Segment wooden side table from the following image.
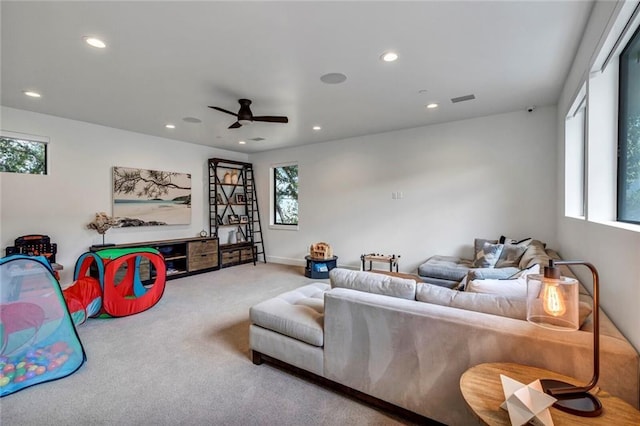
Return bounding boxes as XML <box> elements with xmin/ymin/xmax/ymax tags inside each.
<box><xmin>460</xmin><ymin>362</ymin><xmax>640</xmax><ymax>425</ymax></box>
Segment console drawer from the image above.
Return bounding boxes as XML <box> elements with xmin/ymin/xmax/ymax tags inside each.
<box><xmin>188</xmin><ymin>252</ymin><xmax>218</xmax><ymax>271</ymax></box>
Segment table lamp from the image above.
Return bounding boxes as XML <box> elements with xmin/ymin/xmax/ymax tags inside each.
<box><xmin>526</xmin><ymin>259</ymin><xmax>602</xmax><ymax>417</ymax></box>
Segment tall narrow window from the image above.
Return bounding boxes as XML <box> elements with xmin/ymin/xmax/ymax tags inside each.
<box><xmin>0</xmin><ymin>131</ymin><xmax>48</xmax><ymax>175</ymax></box>
<box><xmin>565</xmin><ymin>87</ymin><xmax>587</xmax><ymax>218</ymax></box>
<box><xmin>273</xmin><ymin>164</ymin><xmax>298</xmax><ymax>226</ymax></box>
<box><xmin>618</xmin><ymin>25</ymin><xmax>640</xmax><ymax>224</ymax></box>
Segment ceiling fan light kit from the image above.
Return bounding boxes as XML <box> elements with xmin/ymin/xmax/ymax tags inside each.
<box><xmin>209</xmin><ymin>99</ymin><xmax>288</xmax><ymax>129</ymax></box>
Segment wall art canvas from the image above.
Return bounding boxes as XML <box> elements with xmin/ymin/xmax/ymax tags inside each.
<box><xmin>113</xmin><ymin>166</ymin><xmax>191</xmax><ymax>227</ymax></box>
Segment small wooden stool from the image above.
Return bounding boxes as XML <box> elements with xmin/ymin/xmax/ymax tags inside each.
<box><xmin>360</xmin><ymin>253</ymin><xmax>400</xmax><ymax>272</ymax></box>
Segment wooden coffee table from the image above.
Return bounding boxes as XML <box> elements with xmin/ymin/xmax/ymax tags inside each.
<box><xmin>460</xmin><ymin>362</ymin><xmax>640</xmax><ymax>425</ymax></box>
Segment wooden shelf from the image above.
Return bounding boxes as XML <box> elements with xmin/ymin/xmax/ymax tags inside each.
<box><xmin>90</xmin><ymin>236</ymin><xmax>219</xmax><ymax>280</ymax></box>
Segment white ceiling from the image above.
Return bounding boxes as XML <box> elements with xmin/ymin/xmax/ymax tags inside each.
<box><xmin>1</xmin><ymin>1</ymin><xmax>593</xmax><ymax>153</ymax></box>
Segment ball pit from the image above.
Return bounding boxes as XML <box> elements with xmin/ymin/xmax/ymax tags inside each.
<box><xmin>0</xmin><ymin>341</ymin><xmax>73</xmax><ymax>388</ymax></box>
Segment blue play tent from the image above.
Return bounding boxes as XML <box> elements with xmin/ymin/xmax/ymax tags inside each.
<box><xmin>0</xmin><ymin>255</ymin><xmax>86</xmax><ymax>397</ymax></box>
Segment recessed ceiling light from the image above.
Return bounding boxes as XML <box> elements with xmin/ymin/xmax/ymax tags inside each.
<box><xmin>23</xmin><ymin>91</ymin><xmax>41</xmax><ymax>98</ymax></box>
<box><xmin>426</xmin><ymin>103</ymin><xmax>439</xmax><ymax>109</ymax></box>
<box><xmin>320</xmin><ymin>73</ymin><xmax>347</xmax><ymax>84</ymax></box>
<box><xmin>380</xmin><ymin>51</ymin><xmax>398</xmax><ymax>62</ymax></box>
<box><xmin>418</xmin><ymin>89</ymin><xmax>428</xmax><ymax>94</ymax></box>
<box><xmin>312</xmin><ymin>126</ymin><xmax>321</xmax><ymax>131</ymax></box>
<box><xmin>165</xmin><ymin>124</ymin><xmax>176</xmax><ymax>129</ymax></box>
<box><xmin>84</xmin><ymin>37</ymin><xmax>106</xmax><ymax>48</ymax></box>
<box><xmin>238</xmin><ymin>140</ymin><xmax>246</xmax><ymax>145</ymax></box>
<box><xmin>182</xmin><ymin>117</ymin><xmax>202</xmax><ymax>123</ymax></box>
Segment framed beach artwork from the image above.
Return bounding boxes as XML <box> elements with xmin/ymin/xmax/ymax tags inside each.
<box><xmin>112</xmin><ymin>166</ymin><xmax>191</xmax><ymax>226</ymax></box>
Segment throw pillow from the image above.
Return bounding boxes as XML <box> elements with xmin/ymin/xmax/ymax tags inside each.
<box><xmin>472</xmin><ymin>242</ymin><xmax>504</xmax><ymax>268</ymax></box>
<box><xmin>496</xmin><ymin>239</ymin><xmax>532</xmax><ymax>268</ymax></box>
<box><xmin>474</xmin><ymin>238</ymin><xmax>498</xmax><ymax>259</ymax></box>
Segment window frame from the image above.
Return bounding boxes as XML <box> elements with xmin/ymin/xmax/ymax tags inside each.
<box><xmin>270</xmin><ymin>162</ymin><xmax>299</xmax><ymax>230</ymax></box>
<box><xmin>0</xmin><ymin>130</ymin><xmax>49</xmax><ymax>175</ymax></box>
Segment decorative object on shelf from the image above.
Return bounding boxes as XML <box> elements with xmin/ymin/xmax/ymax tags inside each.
<box><xmin>526</xmin><ymin>259</ymin><xmax>603</xmax><ymax>417</ymax></box>
<box><xmin>499</xmin><ymin>374</ymin><xmax>556</xmax><ymax>426</ymax></box>
<box><xmin>228</xmin><ymin>214</ymin><xmax>240</xmax><ymax>224</ymax></box>
<box><xmin>235</xmin><ymin>193</ymin><xmax>245</xmax><ymax>204</ymax></box>
<box><xmin>228</xmin><ymin>229</ymin><xmax>237</xmax><ymax>244</ymax></box>
<box><xmin>240</xmin><ymin>215</ymin><xmax>249</xmax><ymax>224</ymax></box>
<box><xmin>309</xmin><ymin>242</ymin><xmax>333</xmax><ymax>259</ymax></box>
<box><xmin>223</xmin><ymin>171</ymin><xmax>232</xmax><ymax>184</ymax></box>
<box><xmin>199</xmin><ymin>230</ymin><xmax>208</xmax><ymax>237</ymax></box>
<box><xmin>216</xmin><ymin>215</ymin><xmax>224</xmax><ymax>225</ymax></box>
<box><xmin>86</xmin><ymin>212</ymin><xmax>118</xmax><ymax>246</ymax></box>
<box><xmin>231</xmin><ymin>170</ymin><xmax>239</xmax><ymax>184</ymax></box>
<box><xmin>112</xmin><ymin>166</ymin><xmax>191</xmax><ymax>226</ymax></box>
<box><xmin>216</xmin><ymin>193</ymin><xmax>223</xmax><ymax>204</ymax></box>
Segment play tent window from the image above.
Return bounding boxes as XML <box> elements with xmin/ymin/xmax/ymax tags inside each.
<box><xmin>0</xmin><ymin>131</ymin><xmax>48</xmax><ymax>175</ymax></box>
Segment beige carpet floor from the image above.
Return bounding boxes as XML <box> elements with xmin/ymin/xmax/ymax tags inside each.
<box><xmin>0</xmin><ymin>263</ymin><xmax>415</xmax><ymax>425</ymax></box>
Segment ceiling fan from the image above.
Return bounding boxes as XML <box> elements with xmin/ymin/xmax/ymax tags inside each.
<box><xmin>208</xmin><ymin>99</ymin><xmax>288</xmax><ymax>129</ymax></box>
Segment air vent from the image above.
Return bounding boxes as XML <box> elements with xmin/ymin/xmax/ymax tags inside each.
<box><xmin>250</xmin><ymin>137</ymin><xmax>265</xmax><ymax>142</ymax></box>
<box><xmin>451</xmin><ymin>94</ymin><xmax>476</xmax><ymax>103</ymax></box>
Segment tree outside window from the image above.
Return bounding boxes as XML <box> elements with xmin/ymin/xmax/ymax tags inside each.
<box><xmin>273</xmin><ymin>164</ymin><xmax>298</xmax><ymax>225</ymax></box>
<box><xmin>0</xmin><ymin>135</ymin><xmax>47</xmax><ymax>175</ymax></box>
<box><xmin>618</xmin><ymin>25</ymin><xmax>640</xmax><ymax>223</ymax></box>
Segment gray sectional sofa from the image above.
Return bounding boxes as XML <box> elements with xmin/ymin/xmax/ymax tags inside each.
<box><xmin>418</xmin><ymin>237</ymin><xmax>553</xmax><ymax>288</ymax></box>
<box><xmin>249</xmin><ymin>267</ymin><xmax>640</xmax><ymax>425</ymax></box>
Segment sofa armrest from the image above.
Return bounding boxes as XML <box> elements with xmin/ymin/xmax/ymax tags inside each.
<box><xmin>323</xmin><ymin>288</ymin><xmax>640</xmax><ymax>425</ymax></box>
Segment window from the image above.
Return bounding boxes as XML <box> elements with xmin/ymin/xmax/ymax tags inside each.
<box><xmin>273</xmin><ymin>164</ymin><xmax>298</xmax><ymax>226</ymax></box>
<box><xmin>618</xmin><ymin>25</ymin><xmax>640</xmax><ymax>224</ymax></box>
<box><xmin>565</xmin><ymin>87</ymin><xmax>587</xmax><ymax>218</ymax></box>
<box><xmin>0</xmin><ymin>131</ymin><xmax>48</xmax><ymax>175</ymax></box>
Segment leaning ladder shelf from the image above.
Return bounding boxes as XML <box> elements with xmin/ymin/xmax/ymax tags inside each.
<box><xmin>208</xmin><ymin>158</ymin><xmax>266</xmax><ymax>268</ymax></box>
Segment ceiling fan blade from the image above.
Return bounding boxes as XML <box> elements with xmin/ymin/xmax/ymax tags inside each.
<box><xmin>228</xmin><ymin>121</ymin><xmax>242</xmax><ymax>129</ymax></box>
<box><xmin>252</xmin><ymin>116</ymin><xmax>289</xmax><ymax>123</ymax></box>
<box><xmin>209</xmin><ymin>106</ymin><xmax>238</xmax><ymax>117</ymax></box>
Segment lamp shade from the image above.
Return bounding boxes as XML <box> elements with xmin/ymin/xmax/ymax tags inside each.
<box><xmin>526</xmin><ymin>273</ymin><xmax>580</xmax><ymax>331</ymax></box>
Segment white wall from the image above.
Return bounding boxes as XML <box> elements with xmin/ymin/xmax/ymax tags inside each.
<box><xmin>0</xmin><ymin>106</ymin><xmax>247</xmax><ymax>283</ymax></box>
<box><xmin>250</xmin><ymin>107</ymin><xmax>559</xmax><ymax>273</ymax></box>
<box><xmin>557</xmin><ymin>1</ymin><xmax>640</xmax><ymax>352</ymax></box>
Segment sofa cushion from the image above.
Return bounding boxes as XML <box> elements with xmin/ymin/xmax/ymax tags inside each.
<box><xmin>249</xmin><ymin>282</ymin><xmax>329</xmax><ymax>347</ymax></box>
<box><xmin>472</xmin><ymin>242</ymin><xmax>504</xmax><ymax>268</ymax></box>
<box><xmin>416</xmin><ymin>282</ymin><xmax>592</xmax><ymax>327</ymax></box>
<box><xmin>465</xmin><ymin>264</ymin><xmax>540</xmax><ymax>298</ymax></box>
<box><xmin>518</xmin><ymin>240</ymin><xmax>550</xmax><ymax>269</ymax></box>
<box><xmin>466</xmin><ymin>267</ymin><xmax>521</xmax><ymax>281</ymax></box>
<box><xmin>417</xmin><ymin>282</ymin><xmax>528</xmax><ymax>320</ymax></box>
<box><xmin>418</xmin><ymin>255</ymin><xmax>473</xmax><ymax>282</ymax></box>
<box><xmin>330</xmin><ymin>268</ymin><xmax>416</xmax><ymax>300</ymax></box>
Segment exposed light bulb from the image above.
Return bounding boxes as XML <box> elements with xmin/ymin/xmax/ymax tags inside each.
<box><xmin>542</xmin><ymin>281</ymin><xmax>567</xmax><ymax>317</ymax></box>
<box><xmin>23</xmin><ymin>91</ymin><xmax>41</xmax><ymax>98</ymax></box>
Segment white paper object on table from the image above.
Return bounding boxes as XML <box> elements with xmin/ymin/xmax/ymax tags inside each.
<box><xmin>500</xmin><ymin>374</ymin><xmax>557</xmax><ymax>426</ymax></box>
